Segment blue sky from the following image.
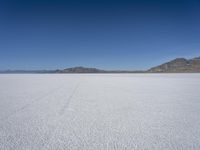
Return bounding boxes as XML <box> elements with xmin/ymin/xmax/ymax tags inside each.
<box><xmin>0</xmin><ymin>0</ymin><xmax>200</xmax><ymax>70</ymax></box>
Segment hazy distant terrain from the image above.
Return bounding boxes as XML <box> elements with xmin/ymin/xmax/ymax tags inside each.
<box><xmin>0</xmin><ymin>74</ymin><xmax>200</xmax><ymax>150</ymax></box>
<box><xmin>1</xmin><ymin>56</ymin><xmax>200</xmax><ymax>73</ymax></box>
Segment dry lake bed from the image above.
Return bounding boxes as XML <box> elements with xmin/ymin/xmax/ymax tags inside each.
<box><xmin>0</xmin><ymin>74</ymin><xmax>200</xmax><ymax>150</ymax></box>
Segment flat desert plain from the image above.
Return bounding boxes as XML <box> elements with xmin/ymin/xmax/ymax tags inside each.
<box><xmin>0</xmin><ymin>74</ymin><xmax>200</xmax><ymax>150</ymax></box>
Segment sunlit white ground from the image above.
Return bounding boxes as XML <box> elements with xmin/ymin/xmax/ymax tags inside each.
<box><xmin>0</xmin><ymin>74</ymin><xmax>200</xmax><ymax>150</ymax></box>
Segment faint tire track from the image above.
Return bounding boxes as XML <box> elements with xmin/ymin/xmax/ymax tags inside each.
<box><xmin>59</xmin><ymin>82</ymin><xmax>80</xmax><ymax>115</ymax></box>
<box><xmin>39</xmin><ymin>80</ymin><xmax>82</xmax><ymax>149</ymax></box>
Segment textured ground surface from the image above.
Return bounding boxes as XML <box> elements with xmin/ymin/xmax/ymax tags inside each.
<box><xmin>0</xmin><ymin>74</ymin><xmax>200</xmax><ymax>150</ymax></box>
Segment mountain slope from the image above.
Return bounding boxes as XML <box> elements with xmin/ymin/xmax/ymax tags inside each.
<box><xmin>148</xmin><ymin>57</ymin><xmax>200</xmax><ymax>73</ymax></box>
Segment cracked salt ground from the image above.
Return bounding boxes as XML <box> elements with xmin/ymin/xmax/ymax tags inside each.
<box><xmin>0</xmin><ymin>74</ymin><xmax>200</xmax><ymax>150</ymax></box>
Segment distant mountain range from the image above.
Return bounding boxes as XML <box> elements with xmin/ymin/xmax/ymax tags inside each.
<box><xmin>56</xmin><ymin>66</ymin><xmax>144</xmax><ymax>73</ymax></box>
<box><xmin>148</xmin><ymin>56</ymin><xmax>200</xmax><ymax>73</ymax></box>
<box><xmin>1</xmin><ymin>56</ymin><xmax>200</xmax><ymax>73</ymax></box>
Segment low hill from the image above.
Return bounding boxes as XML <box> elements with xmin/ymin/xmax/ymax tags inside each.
<box><xmin>57</xmin><ymin>66</ymin><xmax>106</xmax><ymax>73</ymax></box>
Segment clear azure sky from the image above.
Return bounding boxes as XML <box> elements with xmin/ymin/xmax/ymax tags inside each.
<box><xmin>0</xmin><ymin>0</ymin><xmax>200</xmax><ymax>70</ymax></box>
